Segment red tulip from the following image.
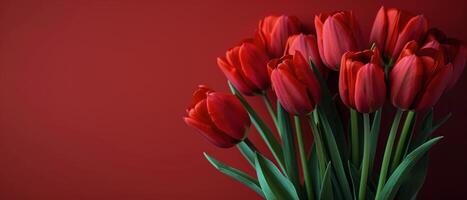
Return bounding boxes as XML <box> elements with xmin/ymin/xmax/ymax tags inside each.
<box><xmin>285</xmin><ymin>33</ymin><xmax>327</xmax><ymax>77</ymax></box>
<box><xmin>369</xmin><ymin>6</ymin><xmax>428</xmax><ymax>59</ymax></box>
<box><xmin>339</xmin><ymin>48</ymin><xmax>386</xmax><ymax>113</ymax></box>
<box><xmin>269</xmin><ymin>52</ymin><xmax>320</xmax><ymax>115</ymax></box>
<box><xmin>315</xmin><ymin>11</ymin><xmax>362</xmax><ymax>70</ymax></box>
<box><xmin>423</xmin><ymin>28</ymin><xmax>467</xmax><ymax>89</ymax></box>
<box><xmin>217</xmin><ymin>40</ymin><xmax>270</xmax><ymax>96</ymax></box>
<box><xmin>184</xmin><ymin>86</ymin><xmax>251</xmax><ymax>148</ymax></box>
<box><xmin>390</xmin><ymin>41</ymin><xmax>453</xmax><ymax>111</ymax></box>
<box><xmin>258</xmin><ymin>15</ymin><xmax>301</xmax><ymax>58</ymax></box>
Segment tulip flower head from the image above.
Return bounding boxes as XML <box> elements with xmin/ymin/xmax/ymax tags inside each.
<box><xmin>269</xmin><ymin>52</ymin><xmax>321</xmax><ymax>115</ymax></box>
<box><xmin>258</xmin><ymin>15</ymin><xmax>301</xmax><ymax>58</ymax></box>
<box><xmin>369</xmin><ymin>6</ymin><xmax>428</xmax><ymax>60</ymax></box>
<box><xmin>315</xmin><ymin>10</ymin><xmax>363</xmax><ymax>70</ymax></box>
<box><xmin>286</xmin><ymin>33</ymin><xmax>327</xmax><ymax>77</ymax></box>
<box><xmin>390</xmin><ymin>41</ymin><xmax>453</xmax><ymax>111</ymax></box>
<box><xmin>423</xmin><ymin>29</ymin><xmax>467</xmax><ymax>89</ymax></box>
<box><xmin>339</xmin><ymin>48</ymin><xmax>386</xmax><ymax>113</ymax></box>
<box><xmin>217</xmin><ymin>40</ymin><xmax>270</xmax><ymax>96</ymax></box>
<box><xmin>184</xmin><ymin>86</ymin><xmax>251</xmax><ymax>148</ymax></box>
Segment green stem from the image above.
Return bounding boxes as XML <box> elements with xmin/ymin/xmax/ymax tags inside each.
<box><xmin>390</xmin><ymin>111</ymin><xmax>416</xmax><ymax>172</ymax></box>
<box><xmin>308</xmin><ymin>113</ymin><xmax>327</xmax><ymax>177</ymax></box>
<box><xmin>295</xmin><ymin>116</ymin><xmax>314</xmax><ymax>200</ymax></box>
<box><xmin>262</xmin><ymin>93</ymin><xmax>279</xmax><ymax>128</ymax></box>
<box><xmin>358</xmin><ymin>113</ymin><xmax>371</xmax><ymax>200</ymax></box>
<box><xmin>350</xmin><ymin>109</ymin><xmax>360</xmax><ymax>167</ymax></box>
<box><xmin>375</xmin><ymin>109</ymin><xmax>404</xmax><ymax>197</ymax></box>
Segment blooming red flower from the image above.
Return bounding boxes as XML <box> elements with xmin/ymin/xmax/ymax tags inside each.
<box><xmin>184</xmin><ymin>86</ymin><xmax>251</xmax><ymax>148</ymax></box>
<box><xmin>369</xmin><ymin>6</ymin><xmax>428</xmax><ymax>60</ymax></box>
<box><xmin>217</xmin><ymin>40</ymin><xmax>270</xmax><ymax>96</ymax></box>
<box><xmin>269</xmin><ymin>52</ymin><xmax>320</xmax><ymax>115</ymax></box>
<box><xmin>339</xmin><ymin>48</ymin><xmax>386</xmax><ymax>113</ymax></box>
<box><xmin>258</xmin><ymin>15</ymin><xmax>301</xmax><ymax>58</ymax></box>
<box><xmin>390</xmin><ymin>41</ymin><xmax>453</xmax><ymax>111</ymax></box>
<box><xmin>285</xmin><ymin>33</ymin><xmax>327</xmax><ymax>77</ymax></box>
<box><xmin>315</xmin><ymin>10</ymin><xmax>362</xmax><ymax>70</ymax></box>
<box><xmin>423</xmin><ymin>28</ymin><xmax>467</xmax><ymax>89</ymax></box>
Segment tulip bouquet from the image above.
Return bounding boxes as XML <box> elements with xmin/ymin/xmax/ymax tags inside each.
<box><xmin>184</xmin><ymin>7</ymin><xmax>466</xmax><ymax>200</ymax></box>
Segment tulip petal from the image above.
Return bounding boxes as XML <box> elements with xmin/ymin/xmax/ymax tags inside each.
<box><xmin>393</xmin><ymin>15</ymin><xmax>428</xmax><ymax>58</ymax></box>
<box><xmin>286</xmin><ymin>34</ymin><xmax>326</xmax><ymax>77</ymax></box>
<box><xmin>239</xmin><ymin>43</ymin><xmax>270</xmax><ymax>90</ymax></box>
<box><xmin>322</xmin><ymin>14</ymin><xmax>356</xmax><ymax>69</ymax></box>
<box><xmin>184</xmin><ymin>117</ymin><xmax>239</xmax><ymax>148</ymax></box>
<box><xmin>188</xmin><ymin>85</ymin><xmax>213</xmax><ymax>110</ymax></box>
<box><xmin>314</xmin><ymin>15</ymin><xmax>325</xmax><ymax>64</ymax></box>
<box><xmin>448</xmin><ymin>44</ymin><xmax>467</xmax><ymax>89</ymax></box>
<box><xmin>354</xmin><ymin>64</ymin><xmax>386</xmax><ymax>113</ymax></box>
<box><xmin>217</xmin><ymin>57</ymin><xmax>256</xmax><ymax>95</ymax></box>
<box><xmin>415</xmin><ymin>64</ymin><xmax>453</xmax><ymax>111</ymax></box>
<box><xmin>271</xmin><ymin>67</ymin><xmax>312</xmax><ymax>115</ymax></box>
<box><xmin>339</xmin><ymin>55</ymin><xmax>365</xmax><ymax>108</ymax></box>
<box><xmin>390</xmin><ymin>55</ymin><xmax>424</xmax><ymax>110</ymax></box>
<box><xmin>369</xmin><ymin>6</ymin><xmax>388</xmax><ymax>50</ymax></box>
<box><xmin>207</xmin><ymin>93</ymin><xmax>251</xmax><ymax>141</ymax></box>
<box><xmin>292</xmin><ymin>52</ymin><xmax>321</xmax><ymax>104</ymax></box>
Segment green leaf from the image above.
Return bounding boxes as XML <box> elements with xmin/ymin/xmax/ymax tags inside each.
<box><xmin>309</xmin><ymin>59</ymin><xmax>347</xmax><ymax>159</ymax></box>
<box><xmin>237</xmin><ymin>141</ymin><xmax>256</xmax><ymax>167</ymax></box>
<box><xmin>409</xmin><ymin>110</ymin><xmax>433</xmax><ymax>151</ymax></box>
<box><xmin>204</xmin><ymin>153</ymin><xmax>263</xmax><ymax>197</ymax></box>
<box><xmin>255</xmin><ymin>153</ymin><xmax>300</xmax><ymax>200</ymax></box>
<box><xmin>377</xmin><ymin>136</ymin><xmax>443</xmax><ymax>200</ymax></box>
<box><xmin>317</xmin><ymin>111</ymin><xmax>353</xmax><ymax>200</ymax></box>
<box><xmin>368</xmin><ymin>109</ymin><xmax>382</xmax><ymax>178</ymax></box>
<box><xmin>309</xmin><ymin>144</ymin><xmax>322</xmax><ymax>197</ymax></box>
<box><xmin>410</xmin><ymin>110</ymin><xmax>450</xmax><ymax>151</ymax></box>
<box><xmin>395</xmin><ymin>155</ymin><xmax>429</xmax><ymax>200</ymax></box>
<box><xmin>319</xmin><ymin>162</ymin><xmax>334</xmax><ymax>200</ymax></box>
<box><xmin>277</xmin><ymin>103</ymin><xmax>300</xmax><ymax>191</ymax></box>
<box><xmin>330</xmin><ymin>171</ymin><xmax>344</xmax><ymax>200</ymax></box>
<box><xmin>228</xmin><ymin>81</ymin><xmax>285</xmax><ymax>171</ymax></box>
<box><xmin>430</xmin><ymin>112</ymin><xmax>451</xmax><ymax>132</ymax></box>
<box><xmin>347</xmin><ymin>161</ymin><xmax>360</xmax><ymax>200</ymax></box>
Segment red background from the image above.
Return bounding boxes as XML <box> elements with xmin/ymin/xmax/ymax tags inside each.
<box><xmin>0</xmin><ymin>0</ymin><xmax>466</xmax><ymax>199</ymax></box>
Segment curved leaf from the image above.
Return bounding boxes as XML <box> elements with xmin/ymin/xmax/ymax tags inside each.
<box><xmin>255</xmin><ymin>153</ymin><xmax>299</xmax><ymax>200</ymax></box>
<box><xmin>377</xmin><ymin>136</ymin><xmax>443</xmax><ymax>200</ymax></box>
<box><xmin>204</xmin><ymin>153</ymin><xmax>263</xmax><ymax>197</ymax></box>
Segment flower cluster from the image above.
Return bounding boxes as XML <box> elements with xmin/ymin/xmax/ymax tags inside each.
<box><xmin>183</xmin><ymin>6</ymin><xmax>466</xmax><ymax>200</ymax></box>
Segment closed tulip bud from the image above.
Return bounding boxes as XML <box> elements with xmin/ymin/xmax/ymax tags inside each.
<box><xmin>285</xmin><ymin>33</ymin><xmax>327</xmax><ymax>77</ymax></box>
<box><xmin>423</xmin><ymin>29</ymin><xmax>467</xmax><ymax>89</ymax></box>
<box><xmin>339</xmin><ymin>48</ymin><xmax>386</xmax><ymax>113</ymax></box>
<box><xmin>315</xmin><ymin>10</ymin><xmax>363</xmax><ymax>70</ymax></box>
<box><xmin>369</xmin><ymin>6</ymin><xmax>428</xmax><ymax>59</ymax></box>
<box><xmin>259</xmin><ymin>15</ymin><xmax>301</xmax><ymax>58</ymax></box>
<box><xmin>390</xmin><ymin>41</ymin><xmax>453</xmax><ymax>111</ymax></box>
<box><xmin>184</xmin><ymin>86</ymin><xmax>251</xmax><ymax>148</ymax></box>
<box><xmin>217</xmin><ymin>41</ymin><xmax>270</xmax><ymax>96</ymax></box>
<box><xmin>269</xmin><ymin>52</ymin><xmax>320</xmax><ymax>115</ymax></box>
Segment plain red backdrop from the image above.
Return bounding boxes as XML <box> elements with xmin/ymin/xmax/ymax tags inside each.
<box><xmin>0</xmin><ymin>0</ymin><xmax>466</xmax><ymax>199</ymax></box>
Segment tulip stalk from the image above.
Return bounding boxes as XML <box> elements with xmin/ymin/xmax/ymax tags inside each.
<box><xmin>350</xmin><ymin>109</ymin><xmax>360</xmax><ymax>167</ymax></box>
<box><xmin>262</xmin><ymin>93</ymin><xmax>279</xmax><ymax>130</ymax></box>
<box><xmin>375</xmin><ymin>109</ymin><xmax>404</xmax><ymax>196</ymax></box>
<box><xmin>358</xmin><ymin>113</ymin><xmax>371</xmax><ymax>200</ymax></box>
<box><xmin>295</xmin><ymin>116</ymin><xmax>314</xmax><ymax>200</ymax></box>
<box><xmin>390</xmin><ymin>111</ymin><xmax>416</xmax><ymax>171</ymax></box>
